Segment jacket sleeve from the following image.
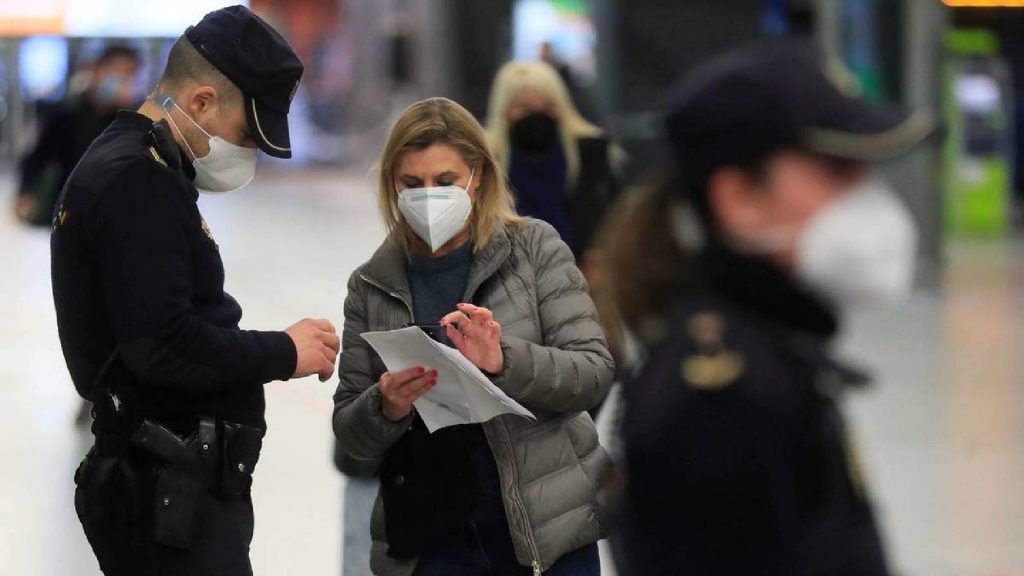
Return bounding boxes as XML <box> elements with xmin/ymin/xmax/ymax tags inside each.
<box><xmin>332</xmin><ymin>269</ymin><xmax>413</xmax><ymax>473</ymax></box>
<box><xmin>492</xmin><ymin>221</ymin><xmax>615</xmax><ymax>414</ymax></box>
<box><xmin>94</xmin><ymin>161</ymin><xmax>296</xmax><ymax>393</ymax></box>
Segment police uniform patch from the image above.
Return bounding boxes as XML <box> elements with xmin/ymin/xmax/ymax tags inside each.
<box><xmin>200</xmin><ymin>217</ymin><xmax>218</xmax><ymax>248</ymax></box>
<box><xmin>680</xmin><ymin>312</ymin><xmax>745</xmax><ymax>390</ymax></box>
<box><xmin>52</xmin><ymin>209</ymin><xmax>70</xmax><ymax>231</ymax></box>
<box><xmin>148</xmin><ymin>146</ymin><xmax>168</xmax><ymax>168</ymax></box>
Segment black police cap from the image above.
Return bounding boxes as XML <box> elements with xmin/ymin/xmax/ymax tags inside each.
<box><xmin>664</xmin><ymin>40</ymin><xmax>934</xmax><ymax>190</ymax></box>
<box><xmin>185</xmin><ymin>5</ymin><xmax>303</xmax><ymax>159</ymax></box>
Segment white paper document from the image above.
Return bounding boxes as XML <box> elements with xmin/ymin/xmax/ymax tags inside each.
<box><xmin>360</xmin><ymin>327</ymin><xmax>536</xmax><ymax>432</ymax></box>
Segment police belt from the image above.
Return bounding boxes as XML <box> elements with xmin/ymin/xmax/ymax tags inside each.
<box><xmin>89</xmin><ymin>416</ymin><xmax>263</xmax><ymax>550</ymax></box>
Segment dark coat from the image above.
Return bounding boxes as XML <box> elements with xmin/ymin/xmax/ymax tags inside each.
<box><xmin>619</xmin><ymin>246</ymin><xmax>890</xmax><ymax>576</ymax></box>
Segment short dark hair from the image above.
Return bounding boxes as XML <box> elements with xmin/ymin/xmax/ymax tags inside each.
<box><xmin>158</xmin><ymin>36</ymin><xmax>241</xmax><ymax>106</ymax></box>
<box><xmin>96</xmin><ymin>44</ymin><xmax>140</xmax><ymax>67</ymax></box>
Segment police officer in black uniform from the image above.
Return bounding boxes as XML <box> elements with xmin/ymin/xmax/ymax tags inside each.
<box><xmin>608</xmin><ymin>42</ymin><xmax>935</xmax><ymax>575</ymax></box>
<box><xmin>51</xmin><ymin>6</ymin><xmax>340</xmax><ymax>575</ymax></box>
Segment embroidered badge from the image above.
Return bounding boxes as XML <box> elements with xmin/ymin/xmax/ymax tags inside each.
<box><xmin>680</xmin><ymin>312</ymin><xmax>745</xmax><ymax>390</ymax></box>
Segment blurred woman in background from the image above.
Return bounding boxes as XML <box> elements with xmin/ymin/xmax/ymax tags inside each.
<box><xmin>333</xmin><ymin>97</ymin><xmax>613</xmax><ymax>576</ymax></box>
<box><xmin>600</xmin><ymin>42</ymin><xmax>933</xmax><ymax>575</ymax></box>
<box><xmin>485</xmin><ymin>61</ymin><xmax>621</xmax><ymax>269</ymax></box>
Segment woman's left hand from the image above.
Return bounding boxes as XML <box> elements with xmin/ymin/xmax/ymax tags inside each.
<box><xmin>441</xmin><ymin>303</ymin><xmax>504</xmax><ymax>375</ymax></box>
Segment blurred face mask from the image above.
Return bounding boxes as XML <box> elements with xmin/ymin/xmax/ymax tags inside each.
<box><xmin>796</xmin><ymin>177</ymin><xmax>918</xmax><ymax>307</ymax></box>
<box><xmin>397</xmin><ymin>170</ymin><xmax>474</xmax><ymax>253</ymax></box>
<box><xmin>510</xmin><ymin>112</ymin><xmax>558</xmax><ymax>154</ymax></box>
<box><xmin>96</xmin><ymin>74</ymin><xmax>127</xmax><ymax>105</ymax></box>
<box><xmin>731</xmin><ymin>176</ymin><xmax>918</xmax><ymax>307</ymax></box>
<box><xmin>156</xmin><ymin>94</ymin><xmax>258</xmax><ymax>194</ymax></box>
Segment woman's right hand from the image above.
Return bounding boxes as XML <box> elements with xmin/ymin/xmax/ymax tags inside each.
<box><xmin>380</xmin><ymin>366</ymin><xmax>438</xmax><ymax>422</ymax></box>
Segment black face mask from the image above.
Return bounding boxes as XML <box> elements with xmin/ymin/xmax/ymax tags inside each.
<box><xmin>510</xmin><ymin>112</ymin><xmax>558</xmax><ymax>155</ymax></box>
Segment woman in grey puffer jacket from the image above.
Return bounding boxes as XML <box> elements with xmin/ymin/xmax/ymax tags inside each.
<box><xmin>332</xmin><ymin>97</ymin><xmax>614</xmax><ymax>576</ymax></box>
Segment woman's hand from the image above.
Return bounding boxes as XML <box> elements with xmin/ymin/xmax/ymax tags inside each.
<box><xmin>441</xmin><ymin>303</ymin><xmax>504</xmax><ymax>375</ymax></box>
<box><xmin>380</xmin><ymin>366</ymin><xmax>437</xmax><ymax>422</ymax></box>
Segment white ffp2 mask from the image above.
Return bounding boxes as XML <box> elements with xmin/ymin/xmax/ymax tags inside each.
<box><xmin>796</xmin><ymin>177</ymin><xmax>919</xmax><ymax>307</ymax></box>
<box><xmin>397</xmin><ymin>171</ymin><xmax>474</xmax><ymax>252</ymax></box>
<box><xmin>157</xmin><ymin>94</ymin><xmax>258</xmax><ymax>194</ymax></box>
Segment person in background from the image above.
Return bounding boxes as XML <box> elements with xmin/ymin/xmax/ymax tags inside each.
<box><xmin>332</xmin><ymin>97</ymin><xmax>613</xmax><ymax>576</ymax></box>
<box><xmin>15</xmin><ymin>45</ymin><xmax>142</xmax><ymax>226</ymax></box>
<box><xmin>485</xmin><ymin>60</ymin><xmax>621</xmax><ymax>269</ymax></box>
<box><xmin>539</xmin><ymin>42</ymin><xmax>598</xmax><ymax>127</ymax></box>
<box><xmin>602</xmin><ymin>42</ymin><xmax>934</xmax><ymax>575</ymax></box>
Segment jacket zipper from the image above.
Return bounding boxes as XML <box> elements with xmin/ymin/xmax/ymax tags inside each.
<box><xmin>359</xmin><ymin>273</ymin><xmax>413</xmax><ymax>317</ymax></box>
<box><xmin>495</xmin><ymin>419</ymin><xmax>544</xmax><ymax>574</ymax></box>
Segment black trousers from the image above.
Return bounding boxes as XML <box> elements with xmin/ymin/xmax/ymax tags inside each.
<box><xmin>75</xmin><ymin>451</ymin><xmax>255</xmax><ymax>576</ymax></box>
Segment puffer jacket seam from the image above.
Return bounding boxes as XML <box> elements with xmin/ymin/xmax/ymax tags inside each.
<box><xmin>523</xmin><ymin>461</ymin><xmax>580</xmax><ymax>488</ymax></box>
<box><xmin>533</xmin><ymin>503</ymin><xmax>593</xmax><ymax>530</ymax></box>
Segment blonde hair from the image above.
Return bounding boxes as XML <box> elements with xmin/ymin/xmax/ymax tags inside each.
<box><xmin>486</xmin><ymin>60</ymin><xmax>602</xmax><ymax>188</ymax></box>
<box><xmin>378</xmin><ymin>97</ymin><xmax>523</xmax><ymax>254</ymax></box>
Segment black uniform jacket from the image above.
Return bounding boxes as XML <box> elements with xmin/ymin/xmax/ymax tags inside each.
<box><xmin>51</xmin><ymin>111</ymin><xmax>296</xmax><ymax>435</ymax></box>
<box><xmin>620</xmin><ymin>245</ymin><xmax>889</xmax><ymax>576</ymax></box>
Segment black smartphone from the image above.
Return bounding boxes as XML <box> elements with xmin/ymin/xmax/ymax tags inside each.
<box><xmin>404</xmin><ymin>323</ymin><xmax>452</xmax><ymax>348</ymax></box>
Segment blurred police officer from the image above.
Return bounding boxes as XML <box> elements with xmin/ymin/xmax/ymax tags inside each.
<box><xmin>603</xmin><ymin>42</ymin><xmax>934</xmax><ymax>575</ymax></box>
<box><xmin>51</xmin><ymin>6</ymin><xmax>340</xmax><ymax>575</ymax></box>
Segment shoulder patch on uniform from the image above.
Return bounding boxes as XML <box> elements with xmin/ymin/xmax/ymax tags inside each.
<box><xmin>200</xmin><ymin>216</ymin><xmax>218</xmax><ymax>248</ymax></box>
<box><xmin>147</xmin><ymin>146</ymin><xmax>169</xmax><ymax>168</ymax></box>
<box><xmin>52</xmin><ymin>208</ymin><xmax>70</xmax><ymax>231</ymax></box>
<box><xmin>680</xmin><ymin>311</ymin><xmax>745</xmax><ymax>390</ymax></box>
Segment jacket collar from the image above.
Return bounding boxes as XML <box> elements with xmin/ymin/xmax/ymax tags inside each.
<box><xmin>360</xmin><ymin>225</ymin><xmax>513</xmax><ymax>304</ymax></box>
<box><xmin>697</xmin><ymin>242</ymin><xmax>839</xmax><ymax>340</ymax></box>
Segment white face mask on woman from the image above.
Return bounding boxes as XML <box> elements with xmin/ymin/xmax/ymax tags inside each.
<box><xmin>156</xmin><ymin>94</ymin><xmax>258</xmax><ymax>194</ymax></box>
<box><xmin>397</xmin><ymin>170</ymin><xmax>474</xmax><ymax>252</ymax></box>
<box><xmin>796</xmin><ymin>176</ymin><xmax>919</xmax><ymax>307</ymax></box>
<box><xmin>728</xmin><ymin>176</ymin><xmax>919</xmax><ymax>307</ymax></box>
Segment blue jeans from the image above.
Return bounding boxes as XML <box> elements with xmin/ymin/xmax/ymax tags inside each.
<box><xmin>342</xmin><ymin>476</ymin><xmax>378</xmax><ymax>576</ymax></box>
<box><xmin>412</xmin><ymin>522</ymin><xmax>600</xmax><ymax>576</ymax></box>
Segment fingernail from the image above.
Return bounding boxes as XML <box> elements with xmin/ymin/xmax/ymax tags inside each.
<box><xmin>431</xmin><ymin>370</ymin><xmax>438</xmax><ymax>376</ymax></box>
<box><xmin>417</xmin><ymin>367</ymin><xmax>425</xmax><ymax>375</ymax></box>
<box><xmin>430</xmin><ymin>379</ymin><xmax>437</xmax><ymax>386</ymax></box>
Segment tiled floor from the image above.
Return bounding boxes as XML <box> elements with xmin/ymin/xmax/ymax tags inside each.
<box><xmin>1</xmin><ymin>167</ymin><xmax>1021</xmax><ymax>575</ymax></box>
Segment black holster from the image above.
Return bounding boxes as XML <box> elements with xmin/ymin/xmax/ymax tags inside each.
<box><xmin>130</xmin><ymin>417</ymin><xmax>217</xmax><ymax>549</ymax></box>
<box><xmin>127</xmin><ymin>417</ymin><xmax>264</xmax><ymax>550</ymax></box>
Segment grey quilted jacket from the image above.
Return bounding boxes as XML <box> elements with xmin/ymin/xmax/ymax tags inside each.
<box><xmin>332</xmin><ymin>218</ymin><xmax>614</xmax><ymax>575</ymax></box>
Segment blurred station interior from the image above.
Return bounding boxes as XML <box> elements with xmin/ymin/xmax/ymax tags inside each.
<box><xmin>2</xmin><ymin>1</ymin><xmax>1024</xmax><ymax>575</ymax></box>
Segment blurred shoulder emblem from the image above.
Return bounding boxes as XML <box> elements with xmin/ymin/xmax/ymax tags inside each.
<box><xmin>200</xmin><ymin>216</ymin><xmax>217</xmax><ymax>248</ymax></box>
<box><xmin>52</xmin><ymin>208</ymin><xmax>70</xmax><ymax>231</ymax></box>
<box><xmin>680</xmin><ymin>312</ymin><xmax>745</xmax><ymax>390</ymax></box>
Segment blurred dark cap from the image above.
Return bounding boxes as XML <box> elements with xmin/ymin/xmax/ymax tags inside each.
<box><xmin>185</xmin><ymin>5</ymin><xmax>303</xmax><ymax>158</ymax></box>
<box><xmin>664</xmin><ymin>40</ymin><xmax>934</xmax><ymax>193</ymax></box>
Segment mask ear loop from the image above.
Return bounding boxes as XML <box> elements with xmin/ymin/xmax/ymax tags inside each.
<box><xmin>151</xmin><ymin>90</ymin><xmax>209</xmax><ymax>162</ymax></box>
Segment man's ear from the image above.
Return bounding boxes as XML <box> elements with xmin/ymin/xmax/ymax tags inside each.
<box><xmin>708</xmin><ymin>166</ymin><xmax>767</xmax><ymax>237</ymax></box>
<box><xmin>184</xmin><ymin>85</ymin><xmax>218</xmax><ymax>119</ymax></box>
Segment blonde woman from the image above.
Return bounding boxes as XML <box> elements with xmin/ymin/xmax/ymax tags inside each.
<box><xmin>332</xmin><ymin>97</ymin><xmax>613</xmax><ymax>576</ymax></box>
<box><xmin>486</xmin><ymin>60</ymin><xmax>621</xmax><ymax>264</ymax></box>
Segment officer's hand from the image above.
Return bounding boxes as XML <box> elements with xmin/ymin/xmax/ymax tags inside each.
<box><xmin>380</xmin><ymin>366</ymin><xmax>437</xmax><ymax>422</ymax></box>
<box><xmin>285</xmin><ymin>318</ymin><xmax>340</xmax><ymax>382</ymax></box>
